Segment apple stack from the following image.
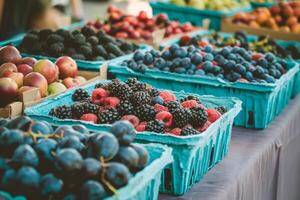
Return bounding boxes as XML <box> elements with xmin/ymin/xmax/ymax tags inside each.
<box><xmin>0</xmin><ymin>46</ymin><xmax>87</xmax><ymax>109</ymax></box>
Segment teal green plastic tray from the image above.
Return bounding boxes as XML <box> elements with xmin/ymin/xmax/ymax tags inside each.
<box><xmin>0</xmin><ymin>143</ymin><xmax>172</xmax><ymax>200</ymax></box>
<box><xmin>24</xmin><ymin>80</ymin><xmax>241</xmax><ymax>195</ymax></box>
<box><xmin>150</xmin><ymin>1</ymin><xmax>252</xmax><ymax>30</ymax></box>
<box><xmin>250</xmin><ymin>1</ymin><xmax>275</xmax><ymax>8</ymax></box>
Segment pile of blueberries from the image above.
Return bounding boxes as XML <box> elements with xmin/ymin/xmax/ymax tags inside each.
<box><xmin>122</xmin><ymin>44</ymin><xmax>288</xmax><ymax>83</ymax></box>
<box><xmin>0</xmin><ymin>116</ymin><xmax>148</xmax><ymax>200</ymax></box>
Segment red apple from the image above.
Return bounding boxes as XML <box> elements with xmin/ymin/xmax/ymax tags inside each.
<box><xmin>24</xmin><ymin>72</ymin><xmax>48</xmax><ymax>97</ymax></box>
<box><xmin>17</xmin><ymin>64</ymin><xmax>32</xmax><ymax>76</ymax></box>
<box><xmin>0</xmin><ymin>62</ymin><xmax>17</xmax><ymax>77</ymax></box>
<box><xmin>0</xmin><ymin>45</ymin><xmax>22</xmax><ymax>64</ymax></box>
<box><xmin>55</xmin><ymin>56</ymin><xmax>78</xmax><ymax>79</ymax></box>
<box><xmin>17</xmin><ymin>57</ymin><xmax>37</xmax><ymax>67</ymax></box>
<box><xmin>0</xmin><ymin>77</ymin><xmax>18</xmax><ymax>107</ymax></box>
<box><xmin>18</xmin><ymin>86</ymin><xmax>41</xmax><ymax>101</ymax></box>
<box><xmin>62</xmin><ymin>77</ymin><xmax>81</xmax><ymax>88</ymax></box>
<box><xmin>4</xmin><ymin>72</ymin><xmax>24</xmax><ymax>88</ymax></box>
<box><xmin>33</xmin><ymin>59</ymin><xmax>59</xmax><ymax>84</ymax></box>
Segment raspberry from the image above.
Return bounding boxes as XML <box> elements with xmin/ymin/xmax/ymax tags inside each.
<box><xmin>101</xmin><ymin>97</ymin><xmax>120</xmax><ymax>109</ymax></box>
<box><xmin>197</xmin><ymin>121</ymin><xmax>211</xmax><ymax>132</ymax></box>
<box><xmin>92</xmin><ymin>88</ymin><xmax>108</xmax><ymax>105</ymax></box>
<box><xmin>154</xmin><ymin>104</ymin><xmax>168</xmax><ymax>112</ymax></box>
<box><xmin>168</xmin><ymin>128</ymin><xmax>181</xmax><ymax>136</ymax></box>
<box><xmin>181</xmin><ymin>100</ymin><xmax>199</xmax><ymax>109</ymax></box>
<box><xmin>121</xmin><ymin>115</ymin><xmax>140</xmax><ymax>128</ymax></box>
<box><xmin>159</xmin><ymin>91</ymin><xmax>176</xmax><ymax>103</ymax></box>
<box><xmin>146</xmin><ymin>120</ymin><xmax>164</xmax><ymax>133</ymax></box>
<box><xmin>155</xmin><ymin>111</ymin><xmax>173</xmax><ymax>128</ymax></box>
<box><xmin>136</xmin><ymin>123</ymin><xmax>146</xmax><ymax>132</ymax></box>
<box><xmin>80</xmin><ymin>114</ymin><xmax>98</xmax><ymax>123</ymax></box>
<box><xmin>206</xmin><ymin>108</ymin><xmax>221</xmax><ymax>123</ymax></box>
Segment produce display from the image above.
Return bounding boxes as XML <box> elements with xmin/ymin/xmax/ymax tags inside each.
<box><xmin>250</xmin><ymin>0</ymin><xmax>273</xmax><ymax>3</ymax></box>
<box><xmin>0</xmin><ymin>116</ymin><xmax>149</xmax><ymax>199</ymax></box>
<box><xmin>122</xmin><ymin>45</ymin><xmax>287</xmax><ymax>83</ymax></box>
<box><xmin>233</xmin><ymin>1</ymin><xmax>300</xmax><ymax>33</ymax></box>
<box><xmin>0</xmin><ymin>46</ymin><xmax>85</xmax><ymax>108</ymax></box>
<box><xmin>19</xmin><ymin>27</ymin><xmax>139</xmax><ymax>61</ymax></box>
<box><xmin>86</xmin><ymin>6</ymin><xmax>196</xmax><ymax>40</ymax></box>
<box><xmin>177</xmin><ymin>31</ymin><xmax>300</xmax><ymax>59</ymax></box>
<box><xmin>49</xmin><ymin>78</ymin><xmax>227</xmax><ymax>135</ymax></box>
<box><xmin>167</xmin><ymin>0</ymin><xmax>249</xmax><ymax>10</ymax></box>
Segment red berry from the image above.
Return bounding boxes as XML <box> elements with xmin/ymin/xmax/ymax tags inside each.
<box><xmin>121</xmin><ymin>115</ymin><xmax>140</xmax><ymax>128</ymax></box>
<box><xmin>159</xmin><ymin>91</ymin><xmax>176</xmax><ymax>103</ymax></box>
<box><xmin>181</xmin><ymin>100</ymin><xmax>199</xmax><ymax>109</ymax></box>
<box><xmin>252</xmin><ymin>53</ymin><xmax>263</xmax><ymax>61</ymax></box>
<box><xmin>182</xmin><ymin>22</ymin><xmax>194</xmax><ymax>32</ymax></box>
<box><xmin>155</xmin><ymin>13</ymin><xmax>168</xmax><ymax>24</ymax></box>
<box><xmin>115</xmin><ymin>32</ymin><xmax>128</xmax><ymax>39</ymax></box>
<box><xmin>239</xmin><ymin>78</ymin><xmax>249</xmax><ymax>83</ymax></box>
<box><xmin>206</xmin><ymin>108</ymin><xmax>221</xmax><ymax>123</ymax></box>
<box><xmin>101</xmin><ymin>97</ymin><xmax>120</xmax><ymax>109</ymax></box>
<box><xmin>155</xmin><ymin>111</ymin><xmax>173</xmax><ymax>128</ymax></box>
<box><xmin>80</xmin><ymin>114</ymin><xmax>98</xmax><ymax>123</ymax></box>
<box><xmin>92</xmin><ymin>88</ymin><xmax>108</xmax><ymax>105</ymax></box>
<box><xmin>138</xmin><ymin>11</ymin><xmax>148</xmax><ymax>21</ymax></box>
<box><xmin>136</xmin><ymin>123</ymin><xmax>146</xmax><ymax>132</ymax></box>
<box><xmin>168</xmin><ymin>128</ymin><xmax>181</xmax><ymax>136</ymax></box>
<box><xmin>197</xmin><ymin>121</ymin><xmax>211</xmax><ymax>132</ymax></box>
<box><xmin>179</xmin><ymin>35</ymin><xmax>192</xmax><ymax>46</ymax></box>
<box><xmin>154</xmin><ymin>104</ymin><xmax>168</xmax><ymax>112</ymax></box>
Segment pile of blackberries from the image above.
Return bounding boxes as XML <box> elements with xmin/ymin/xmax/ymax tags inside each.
<box><xmin>0</xmin><ymin>116</ymin><xmax>148</xmax><ymax>199</ymax></box>
<box><xmin>19</xmin><ymin>26</ymin><xmax>139</xmax><ymax>61</ymax></box>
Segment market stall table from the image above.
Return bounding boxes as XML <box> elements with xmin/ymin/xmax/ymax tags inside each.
<box><xmin>160</xmin><ymin>95</ymin><xmax>300</xmax><ymax>200</ymax></box>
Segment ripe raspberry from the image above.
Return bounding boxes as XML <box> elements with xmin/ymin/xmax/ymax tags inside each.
<box><xmin>197</xmin><ymin>121</ymin><xmax>211</xmax><ymax>132</ymax></box>
<box><xmin>80</xmin><ymin>113</ymin><xmax>98</xmax><ymax>123</ymax></box>
<box><xmin>181</xmin><ymin>100</ymin><xmax>199</xmax><ymax>109</ymax></box>
<box><xmin>92</xmin><ymin>88</ymin><xmax>108</xmax><ymax>105</ymax></box>
<box><xmin>159</xmin><ymin>91</ymin><xmax>176</xmax><ymax>103</ymax></box>
<box><xmin>121</xmin><ymin>115</ymin><xmax>140</xmax><ymax>128</ymax></box>
<box><xmin>155</xmin><ymin>111</ymin><xmax>173</xmax><ymax>128</ymax></box>
<box><xmin>101</xmin><ymin>97</ymin><xmax>120</xmax><ymax>109</ymax></box>
<box><xmin>154</xmin><ymin>104</ymin><xmax>168</xmax><ymax>112</ymax></box>
<box><xmin>168</xmin><ymin>128</ymin><xmax>181</xmax><ymax>136</ymax></box>
<box><xmin>206</xmin><ymin>108</ymin><xmax>221</xmax><ymax>123</ymax></box>
<box><xmin>136</xmin><ymin>123</ymin><xmax>146</xmax><ymax>132</ymax></box>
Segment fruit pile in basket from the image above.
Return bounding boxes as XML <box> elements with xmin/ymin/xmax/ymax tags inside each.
<box><xmin>49</xmin><ymin>78</ymin><xmax>227</xmax><ymax>136</ymax></box>
<box><xmin>0</xmin><ymin>116</ymin><xmax>148</xmax><ymax>199</ymax></box>
<box><xmin>177</xmin><ymin>32</ymin><xmax>300</xmax><ymax>59</ymax></box>
<box><xmin>122</xmin><ymin>45</ymin><xmax>287</xmax><ymax>83</ymax></box>
<box><xmin>86</xmin><ymin>5</ymin><xmax>195</xmax><ymax>40</ymax></box>
<box><xmin>168</xmin><ymin>0</ymin><xmax>249</xmax><ymax>10</ymax></box>
<box><xmin>19</xmin><ymin>27</ymin><xmax>139</xmax><ymax>61</ymax></box>
<box><xmin>233</xmin><ymin>1</ymin><xmax>300</xmax><ymax>33</ymax></box>
<box><xmin>0</xmin><ymin>46</ymin><xmax>85</xmax><ymax>107</ymax></box>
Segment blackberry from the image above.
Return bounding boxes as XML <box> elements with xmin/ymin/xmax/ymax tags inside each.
<box><xmin>94</xmin><ymin>82</ymin><xmax>109</xmax><ymax>90</ymax></box>
<box><xmin>172</xmin><ymin>108</ymin><xmax>191</xmax><ymax>128</ymax></box>
<box><xmin>106</xmin><ymin>43</ymin><xmax>124</xmax><ymax>56</ymax></box>
<box><xmin>87</xmin><ymin>36</ymin><xmax>99</xmax><ymax>46</ymax></box>
<box><xmin>146</xmin><ymin>120</ymin><xmax>164</xmax><ymax>133</ymax></box>
<box><xmin>73</xmin><ymin>33</ymin><xmax>86</xmax><ymax>46</ymax></box>
<box><xmin>116</xmin><ymin>100</ymin><xmax>134</xmax><ymax>115</ymax></box>
<box><xmin>81</xmin><ymin>26</ymin><xmax>96</xmax><ymax>37</ymax></box>
<box><xmin>126</xmin><ymin>78</ymin><xmax>147</xmax><ymax>92</ymax></box>
<box><xmin>72</xmin><ymin>54</ymin><xmax>86</xmax><ymax>60</ymax></box>
<box><xmin>109</xmin><ymin>80</ymin><xmax>133</xmax><ymax>101</ymax></box>
<box><xmin>21</xmin><ymin>34</ymin><xmax>39</xmax><ymax>47</ymax></box>
<box><xmin>180</xmin><ymin>95</ymin><xmax>201</xmax><ymax>104</ymax></box>
<box><xmin>98</xmin><ymin>109</ymin><xmax>120</xmax><ymax>124</ymax></box>
<box><xmin>147</xmin><ymin>87</ymin><xmax>160</xmax><ymax>97</ymax></box>
<box><xmin>165</xmin><ymin>101</ymin><xmax>181</xmax><ymax>113</ymax></box>
<box><xmin>55</xmin><ymin>29</ymin><xmax>70</xmax><ymax>38</ymax></box>
<box><xmin>181</xmin><ymin>127</ymin><xmax>199</xmax><ymax>136</ymax></box>
<box><xmin>72</xmin><ymin>89</ymin><xmax>90</xmax><ymax>102</ymax></box>
<box><xmin>48</xmin><ymin>43</ymin><xmax>64</xmax><ymax>57</ymax></box>
<box><xmin>215</xmin><ymin>106</ymin><xmax>227</xmax><ymax>115</ymax></box>
<box><xmin>78</xmin><ymin>45</ymin><xmax>93</xmax><ymax>58</ymax></box>
<box><xmin>135</xmin><ymin>105</ymin><xmax>156</xmax><ymax>121</ymax></box>
<box><xmin>38</xmin><ymin>29</ymin><xmax>53</xmax><ymax>40</ymax></box>
<box><xmin>46</xmin><ymin>34</ymin><xmax>64</xmax><ymax>45</ymax></box>
<box><xmin>71</xmin><ymin>102</ymin><xmax>99</xmax><ymax>118</ymax></box>
<box><xmin>49</xmin><ymin>105</ymin><xmax>72</xmax><ymax>119</ymax></box>
<box><xmin>93</xmin><ymin>45</ymin><xmax>108</xmax><ymax>58</ymax></box>
<box><xmin>190</xmin><ymin>107</ymin><xmax>208</xmax><ymax>127</ymax></box>
<box><xmin>131</xmin><ymin>91</ymin><xmax>151</xmax><ymax>106</ymax></box>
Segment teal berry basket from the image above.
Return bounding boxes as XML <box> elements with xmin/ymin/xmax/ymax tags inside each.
<box><xmin>160</xmin><ymin>29</ymin><xmax>300</xmax><ymax>98</ymax></box>
<box><xmin>0</xmin><ymin>143</ymin><xmax>173</xmax><ymax>200</ymax></box>
<box><xmin>250</xmin><ymin>1</ymin><xmax>275</xmax><ymax>8</ymax></box>
<box><xmin>108</xmin><ymin>56</ymin><xmax>299</xmax><ymax>129</ymax></box>
<box><xmin>150</xmin><ymin>0</ymin><xmax>252</xmax><ymax>31</ymax></box>
<box><xmin>24</xmin><ymin>80</ymin><xmax>242</xmax><ymax>195</ymax></box>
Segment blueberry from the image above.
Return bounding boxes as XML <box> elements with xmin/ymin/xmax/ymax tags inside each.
<box><xmin>40</xmin><ymin>173</ymin><xmax>63</xmax><ymax>197</ymax></box>
<box><xmin>154</xmin><ymin>58</ymin><xmax>165</xmax><ymax>69</ymax></box>
<box><xmin>162</xmin><ymin>67</ymin><xmax>170</xmax><ymax>72</ymax></box>
<box><xmin>190</xmin><ymin>64</ymin><xmax>196</xmax><ymax>71</ymax></box>
<box><xmin>275</xmin><ymin>69</ymin><xmax>282</xmax><ymax>78</ymax></box>
<box><xmin>227</xmin><ymin>53</ymin><xmax>236</xmax><ymax>61</ymax></box>
<box><xmin>138</xmin><ymin>64</ymin><xmax>147</xmax><ymax>73</ymax></box>
<box><xmin>217</xmin><ymin>74</ymin><xmax>224</xmax><ymax>79</ymax></box>
<box><xmin>169</xmin><ymin>44</ymin><xmax>180</xmax><ymax>54</ymax></box>
<box><xmin>214</xmin><ymin>54</ymin><xmax>224</xmax><ymax>63</ymax></box>
<box><xmin>172</xmin><ymin>58</ymin><xmax>181</xmax><ymax>68</ymax></box>
<box><xmin>243</xmin><ymin>53</ymin><xmax>252</xmax><ymax>61</ymax></box>
<box><xmin>104</xmin><ymin>162</ymin><xmax>132</xmax><ymax>188</ymax></box>
<box><xmin>236</xmin><ymin>64</ymin><xmax>246</xmax><ymax>75</ymax></box>
<box><xmin>31</xmin><ymin>121</ymin><xmax>53</xmax><ymax>135</ymax></box>
<box><xmin>59</xmin><ymin>129</ymin><xmax>88</xmax><ymax>143</ymax></box>
<box><xmin>34</xmin><ymin>139</ymin><xmax>57</xmax><ymax>170</ymax></box>
<box><xmin>89</xmin><ymin>133</ymin><xmax>119</xmax><ymax>160</ymax></box>
<box><xmin>143</xmin><ymin>52</ymin><xmax>154</xmax><ymax>65</ymax></box>
<box><xmin>231</xmin><ymin>72</ymin><xmax>241</xmax><ymax>81</ymax></box>
<box><xmin>54</xmin><ymin>125</ymin><xmax>73</xmax><ymax>134</ymax></box>
<box><xmin>206</xmin><ymin>73</ymin><xmax>215</xmax><ymax>77</ymax></box>
<box><xmin>265</xmin><ymin>52</ymin><xmax>275</xmax><ymax>63</ymax></box>
<box><xmin>195</xmin><ymin>69</ymin><xmax>205</xmax><ymax>75</ymax></box>
<box><xmin>174</xmin><ymin>67</ymin><xmax>186</xmax><ymax>74</ymax></box>
<box><xmin>57</xmin><ymin>135</ymin><xmax>85</xmax><ymax>153</ymax></box>
<box><xmin>265</xmin><ymin>75</ymin><xmax>276</xmax><ymax>83</ymax></box>
<box><xmin>190</xmin><ymin>54</ymin><xmax>202</xmax><ymax>65</ymax></box>
<box><xmin>245</xmin><ymin>71</ymin><xmax>254</xmax><ymax>81</ymax></box>
<box><xmin>55</xmin><ymin>148</ymin><xmax>83</xmax><ymax>173</ymax></box>
<box><xmin>174</xmin><ymin>48</ymin><xmax>188</xmax><ymax>58</ymax></box>
<box><xmin>152</xmin><ymin>96</ymin><xmax>164</xmax><ymax>105</ymax></box>
<box><xmin>127</xmin><ymin>60</ymin><xmax>138</xmax><ymax>70</ymax></box>
<box><xmin>161</xmin><ymin>50</ymin><xmax>172</xmax><ymax>60</ymax></box>
<box><xmin>63</xmin><ymin>194</ymin><xmax>77</xmax><ymax>200</ymax></box>
<box><xmin>133</xmin><ymin>51</ymin><xmax>144</xmax><ymax>61</ymax></box>
<box><xmin>212</xmin><ymin>66</ymin><xmax>222</xmax><ymax>75</ymax></box>
<box><xmin>165</xmin><ymin>61</ymin><xmax>173</xmax><ymax>68</ymax></box>
<box><xmin>82</xmin><ymin>158</ymin><xmax>102</xmax><ymax>179</ymax></box>
<box><xmin>231</xmin><ymin>47</ymin><xmax>240</xmax><ymax>54</ymax></box>
<box><xmin>221</xmin><ymin>47</ymin><xmax>230</xmax><ymax>57</ymax></box>
<box><xmin>80</xmin><ymin>180</ymin><xmax>107</xmax><ymax>200</ymax></box>
<box><xmin>224</xmin><ymin>60</ymin><xmax>236</xmax><ymax>70</ymax></box>
<box><xmin>248</xmin><ymin>65</ymin><xmax>256</xmax><ymax>73</ymax></box>
<box><xmin>204</xmin><ymin>53</ymin><xmax>214</xmax><ymax>61</ymax></box>
<box><xmin>72</xmin><ymin>125</ymin><xmax>89</xmax><ymax>134</ymax></box>
<box><xmin>110</xmin><ymin>120</ymin><xmax>136</xmax><ymax>145</ymax></box>
<box><xmin>256</xmin><ymin>79</ymin><xmax>267</xmax><ymax>83</ymax></box>
<box><xmin>187</xmin><ymin>46</ymin><xmax>196</xmax><ymax>52</ymax></box>
<box><xmin>0</xmin><ymin>118</ymin><xmax>9</xmax><ymax>128</ymax></box>
<box><xmin>180</xmin><ymin>57</ymin><xmax>191</xmax><ymax>68</ymax></box>
<box><xmin>12</xmin><ymin>144</ymin><xmax>39</xmax><ymax>167</ymax></box>
<box><xmin>253</xmin><ymin>66</ymin><xmax>264</xmax><ymax>77</ymax></box>
<box><xmin>17</xmin><ymin>166</ymin><xmax>40</xmax><ymax>194</ymax></box>
<box><xmin>258</xmin><ymin>58</ymin><xmax>268</xmax><ymax>68</ymax></box>
<box><xmin>202</xmin><ymin>61</ymin><xmax>213</xmax><ymax>72</ymax></box>
<box><xmin>204</xmin><ymin>45</ymin><xmax>213</xmax><ymax>53</ymax></box>
<box><xmin>150</xmin><ymin>49</ymin><xmax>160</xmax><ymax>58</ymax></box>
<box><xmin>114</xmin><ymin>146</ymin><xmax>139</xmax><ymax>171</ymax></box>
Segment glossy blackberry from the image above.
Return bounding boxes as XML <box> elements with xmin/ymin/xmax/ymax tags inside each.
<box><xmin>180</xmin><ymin>95</ymin><xmax>201</xmax><ymax>104</ymax></box>
<box><xmin>172</xmin><ymin>108</ymin><xmax>191</xmax><ymax>128</ymax></box>
<box><xmin>110</xmin><ymin>83</ymin><xmax>133</xmax><ymax>101</ymax></box>
<box><xmin>126</xmin><ymin>78</ymin><xmax>147</xmax><ymax>92</ymax></box>
<box><xmin>181</xmin><ymin>127</ymin><xmax>199</xmax><ymax>136</ymax></box>
<box><xmin>147</xmin><ymin>87</ymin><xmax>160</xmax><ymax>97</ymax></box>
<box><xmin>98</xmin><ymin>109</ymin><xmax>120</xmax><ymax>124</ymax></box>
<box><xmin>135</xmin><ymin>105</ymin><xmax>156</xmax><ymax>121</ymax></box>
<box><xmin>215</xmin><ymin>106</ymin><xmax>227</xmax><ymax>115</ymax></box>
<box><xmin>165</xmin><ymin>101</ymin><xmax>181</xmax><ymax>113</ymax></box>
<box><xmin>71</xmin><ymin>102</ymin><xmax>99</xmax><ymax>118</ymax></box>
<box><xmin>94</xmin><ymin>82</ymin><xmax>109</xmax><ymax>90</ymax></box>
<box><xmin>190</xmin><ymin>107</ymin><xmax>208</xmax><ymax>127</ymax></box>
<box><xmin>146</xmin><ymin>120</ymin><xmax>164</xmax><ymax>133</ymax></box>
<box><xmin>49</xmin><ymin>105</ymin><xmax>72</xmax><ymax>119</ymax></box>
<box><xmin>72</xmin><ymin>88</ymin><xmax>90</xmax><ymax>101</ymax></box>
<box><xmin>131</xmin><ymin>91</ymin><xmax>151</xmax><ymax>106</ymax></box>
<box><xmin>116</xmin><ymin>100</ymin><xmax>134</xmax><ymax>115</ymax></box>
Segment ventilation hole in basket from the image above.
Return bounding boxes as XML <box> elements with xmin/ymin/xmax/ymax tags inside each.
<box><xmin>209</xmin><ymin>146</ymin><xmax>215</xmax><ymax>168</ymax></box>
<box><xmin>189</xmin><ymin>167</ymin><xmax>195</xmax><ymax>186</ymax></box>
<box><xmin>247</xmin><ymin>111</ymin><xmax>254</xmax><ymax>126</ymax></box>
<box><xmin>164</xmin><ymin>168</ymin><xmax>172</xmax><ymax>191</ymax></box>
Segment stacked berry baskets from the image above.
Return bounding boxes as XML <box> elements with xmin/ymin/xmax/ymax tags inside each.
<box><xmin>108</xmin><ymin>45</ymin><xmax>299</xmax><ymax>129</ymax></box>
<box><xmin>0</xmin><ymin>116</ymin><xmax>172</xmax><ymax>200</ymax></box>
<box><xmin>25</xmin><ymin>79</ymin><xmax>241</xmax><ymax>195</ymax></box>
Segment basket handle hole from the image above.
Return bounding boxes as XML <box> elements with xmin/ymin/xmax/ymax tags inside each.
<box><xmin>209</xmin><ymin>146</ymin><xmax>215</xmax><ymax>167</ymax></box>
<box><xmin>247</xmin><ymin>111</ymin><xmax>254</xmax><ymax>126</ymax></box>
<box><xmin>164</xmin><ymin>168</ymin><xmax>172</xmax><ymax>191</ymax></box>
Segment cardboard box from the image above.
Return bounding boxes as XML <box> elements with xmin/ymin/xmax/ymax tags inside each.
<box><xmin>221</xmin><ymin>18</ymin><xmax>300</xmax><ymax>42</ymax></box>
